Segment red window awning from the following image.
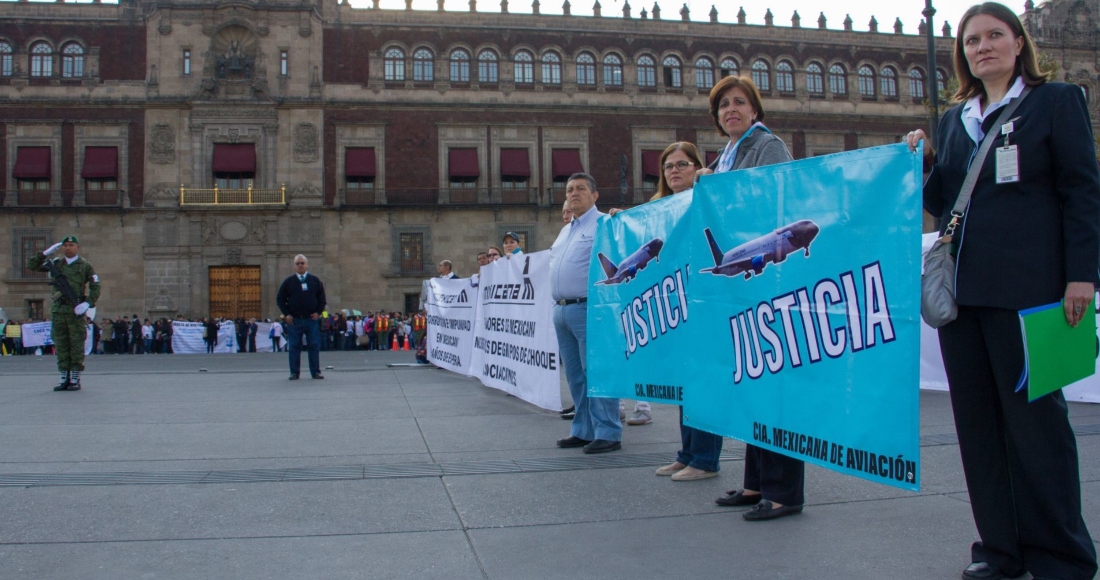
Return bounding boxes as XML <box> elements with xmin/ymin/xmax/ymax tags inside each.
<box><xmin>212</xmin><ymin>143</ymin><xmax>256</xmax><ymax>173</ymax></box>
<box><xmin>448</xmin><ymin>148</ymin><xmax>480</xmax><ymax>178</ymax></box>
<box><xmin>551</xmin><ymin>149</ymin><xmax>584</xmax><ymax>179</ymax></box>
<box><xmin>81</xmin><ymin>146</ymin><xmax>118</xmax><ymax>179</ymax></box>
<box><xmin>345</xmin><ymin>148</ymin><xmax>376</xmax><ymax>178</ymax></box>
<box><xmin>705</xmin><ymin>150</ymin><xmax>719</xmax><ymax>167</ymax></box>
<box><xmin>641</xmin><ymin>150</ymin><xmax>662</xmax><ymax>179</ymax></box>
<box><xmin>499</xmin><ymin>148</ymin><xmax>531</xmax><ymax>178</ymax></box>
<box><xmin>13</xmin><ymin>147</ymin><xmax>51</xmax><ymax>179</ymax></box>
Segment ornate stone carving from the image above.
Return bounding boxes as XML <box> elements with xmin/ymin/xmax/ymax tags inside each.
<box><xmin>219</xmin><ymin>220</ymin><xmax>248</xmax><ymax>241</ymax></box>
<box><xmin>293</xmin><ymin>123</ymin><xmax>319</xmax><ymax>163</ymax></box>
<box><xmin>144</xmin><ymin>183</ymin><xmax>179</xmax><ymax>208</ymax></box>
<box><xmin>288</xmin><ymin>211</ymin><xmax>322</xmax><ymax>244</ymax></box>
<box><xmin>289</xmin><ymin>182</ymin><xmax>323</xmax><ymax>207</ymax></box>
<box><xmin>152</xmin><ymin>288</ymin><xmax>177</xmax><ymax>312</ymax></box>
<box><xmin>149</xmin><ymin>124</ymin><xmax>176</xmax><ymax>164</ymax></box>
<box><xmin>143</xmin><ymin>212</ymin><xmax>179</xmax><ymax>247</ymax></box>
<box><xmin>226</xmin><ymin>247</ymin><xmax>242</xmax><ymax>264</ymax></box>
<box><xmin>252</xmin><ymin>220</ymin><xmax>268</xmax><ymax>244</ymax></box>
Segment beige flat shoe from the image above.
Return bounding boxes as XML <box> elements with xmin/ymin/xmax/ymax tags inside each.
<box><xmin>655</xmin><ymin>462</ymin><xmax>687</xmax><ymax>476</ymax></box>
<box><xmin>671</xmin><ymin>466</ymin><xmax>718</xmax><ymax>481</ymax></box>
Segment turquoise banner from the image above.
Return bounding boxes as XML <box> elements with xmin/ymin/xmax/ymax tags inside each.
<box><xmin>587</xmin><ymin>144</ymin><xmax>923</xmax><ymax>490</ymax></box>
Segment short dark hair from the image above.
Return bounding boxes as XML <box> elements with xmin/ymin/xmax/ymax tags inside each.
<box><xmin>708</xmin><ymin>75</ymin><xmax>766</xmax><ymax>137</ymax></box>
<box><xmin>566</xmin><ymin>172</ymin><xmax>597</xmax><ymax>193</ymax></box>
<box><xmin>952</xmin><ymin>2</ymin><xmax>1049</xmax><ymax>103</ymax></box>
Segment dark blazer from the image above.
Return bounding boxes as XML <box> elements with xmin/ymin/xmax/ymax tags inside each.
<box><xmin>277</xmin><ymin>273</ymin><xmax>327</xmax><ymax>318</ymax></box>
<box><xmin>924</xmin><ymin>82</ymin><xmax>1100</xmax><ymax>310</ymax></box>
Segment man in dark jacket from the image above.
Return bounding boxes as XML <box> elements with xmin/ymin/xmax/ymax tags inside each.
<box><xmin>276</xmin><ymin>254</ymin><xmax>327</xmax><ymax>380</ymax></box>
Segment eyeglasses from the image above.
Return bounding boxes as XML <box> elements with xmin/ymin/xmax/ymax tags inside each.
<box><xmin>487</xmin><ymin>252</ymin><xmax>501</xmax><ymax>257</ymax></box>
<box><xmin>662</xmin><ymin>161</ymin><xmax>695</xmax><ymax>172</ymax></box>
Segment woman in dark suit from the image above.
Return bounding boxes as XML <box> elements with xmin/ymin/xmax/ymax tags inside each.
<box><xmin>907</xmin><ymin>3</ymin><xmax>1098</xmax><ymax>579</ymax></box>
<box><xmin>696</xmin><ymin>75</ymin><xmax>804</xmax><ymax>522</ymax></box>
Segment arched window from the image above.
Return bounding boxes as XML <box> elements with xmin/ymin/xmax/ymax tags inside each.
<box><xmin>513</xmin><ymin>50</ymin><xmax>533</xmax><ymax>84</ymax></box>
<box><xmin>880</xmin><ymin>66</ymin><xmax>898</xmax><ymax>98</ymax></box>
<box><xmin>30</xmin><ymin>41</ymin><xmax>52</xmax><ymax>78</ymax></box>
<box><xmin>936</xmin><ymin>69</ymin><xmax>946</xmax><ymax>93</ymax></box>
<box><xmin>720</xmin><ymin>57</ymin><xmax>738</xmax><ymax>78</ymax></box>
<box><xmin>541</xmin><ymin>51</ymin><xmax>561</xmax><ymax>85</ymax></box>
<box><xmin>828</xmin><ymin>64</ymin><xmax>847</xmax><ymax>94</ymax></box>
<box><xmin>478</xmin><ymin>50</ymin><xmax>498</xmax><ymax>83</ymax></box>
<box><xmin>751</xmin><ymin>59</ymin><xmax>770</xmax><ymax>91</ymax></box>
<box><xmin>775</xmin><ymin>60</ymin><xmax>794</xmax><ymax>92</ymax></box>
<box><xmin>663</xmin><ymin>55</ymin><xmax>682</xmax><ymax>88</ymax></box>
<box><xmin>806</xmin><ymin>63</ymin><xmax>824</xmax><ymax>94</ymax></box>
<box><xmin>449</xmin><ymin>49</ymin><xmax>470</xmax><ymax>83</ymax></box>
<box><xmin>908</xmin><ymin>68</ymin><xmax>926</xmax><ymax>99</ymax></box>
<box><xmin>576</xmin><ymin>52</ymin><xmax>596</xmax><ymax>86</ymax></box>
<box><xmin>0</xmin><ymin>41</ymin><xmax>12</xmax><ymax>77</ymax></box>
<box><xmin>61</xmin><ymin>43</ymin><xmax>84</xmax><ymax>78</ymax></box>
<box><xmin>412</xmin><ymin>48</ymin><xmax>434</xmax><ymax>82</ymax></box>
<box><xmin>694</xmin><ymin>57</ymin><xmax>714</xmax><ymax>89</ymax></box>
<box><xmin>384</xmin><ymin>47</ymin><xmax>405</xmax><ymax>81</ymax></box>
<box><xmin>637</xmin><ymin>55</ymin><xmax>656</xmax><ymax>87</ymax></box>
<box><xmin>858</xmin><ymin>65</ymin><xmax>876</xmax><ymax>97</ymax></box>
<box><xmin>603</xmin><ymin>54</ymin><xmax>623</xmax><ymax>87</ymax></box>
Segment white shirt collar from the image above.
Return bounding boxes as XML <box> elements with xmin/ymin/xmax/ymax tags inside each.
<box><xmin>961</xmin><ymin>76</ymin><xmax>1026</xmax><ymax>145</ymax></box>
<box><xmin>65</xmin><ymin>255</ymin><xmax>79</xmax><ymax>264</ymax></box>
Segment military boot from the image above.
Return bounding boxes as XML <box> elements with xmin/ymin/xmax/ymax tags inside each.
<box><xmin>68</xmin><ymin>371</ymin><xmax>81</xmax><ymax>391</ymax></box>
<box><xmin>54</xmin><ymin>371</ymin><xmax>70</xmax><ymax>391</ymax></box>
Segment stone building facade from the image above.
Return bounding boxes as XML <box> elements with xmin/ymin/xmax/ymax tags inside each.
<box><xmin>0</xmin><ymin>0</ymin><xmax>1093</xmax><ymax>321</ymax></box>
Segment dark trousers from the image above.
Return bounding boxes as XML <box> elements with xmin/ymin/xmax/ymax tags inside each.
<box><xmin>744</xmin><ymin>444</ymin><xmax>805</xmax><ymax>506</ymax></box>
<box><xmin>286</xmin><ymin>317</ymin><xmax>321</xmax><ymax>377</ymax></box>
<box><xmin>676</xmin><ymin>406</ymin><xmax>723</xmax><ymax>472</ymax></box>
<box><xmin>940</xmin><ymin>306</ymin><xmax>1096</xmax><ymax>579</ymax></box>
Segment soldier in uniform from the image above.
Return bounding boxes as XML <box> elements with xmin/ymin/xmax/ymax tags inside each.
<box><xmin>26</xmin><ymin>235</ymin><xmax>101</xmax><ymax>391</ymax></box>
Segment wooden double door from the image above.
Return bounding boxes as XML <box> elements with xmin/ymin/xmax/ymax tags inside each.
<box><xmin>209</xmin><ymin>266</ymin><xmax>262</xmax><ymax>320</ymax></box>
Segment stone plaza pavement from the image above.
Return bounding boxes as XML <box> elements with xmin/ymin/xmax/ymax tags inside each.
<box><xmin>1</xmin><ymin>350</ymin><xmax>1098</xmax><ymax>579</ymax></box>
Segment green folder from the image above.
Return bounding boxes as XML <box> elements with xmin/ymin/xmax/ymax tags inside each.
<box><xmin>1018</xmin><ymin>301</ymin><xmax>1096</xmax><ymax>402</ymax></box>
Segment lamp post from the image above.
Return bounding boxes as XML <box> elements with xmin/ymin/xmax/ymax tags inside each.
<box><xmin>923</xmin><ymin>0</ymin><xmax>939</xmax><ymax>141</ymax></box>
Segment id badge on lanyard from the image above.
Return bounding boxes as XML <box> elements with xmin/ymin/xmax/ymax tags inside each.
<box><xmin>995</xmin><ymin>119</ymin><xmax>1020</xmax><ymax>184</ymax></box>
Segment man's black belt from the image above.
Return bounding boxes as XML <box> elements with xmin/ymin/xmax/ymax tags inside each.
<box><xmin>555</xmin><ymin>297</ymin><xmax>587</xmax><ymax>306</ymax></box>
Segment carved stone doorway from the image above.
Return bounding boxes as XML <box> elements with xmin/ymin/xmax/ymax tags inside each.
<box><xmin>209</xmin><ymin>265</ymin><xmax>261</xmax><ymax>320</ymax></box>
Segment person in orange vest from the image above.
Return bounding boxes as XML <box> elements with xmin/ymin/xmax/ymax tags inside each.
<box><xmin>412</xmin><ymin>311</ymin><xmax>427</xmax><ymax>351</ymax></box>
<box><xmin>375</xmin><ymin>312</ymin><xmax>389</xmax><ymax>350</ymax></box>
<box><xmin>387</xmin><ymin>312</ymin><xmax>400</xmax><ymax>350</ymax></box>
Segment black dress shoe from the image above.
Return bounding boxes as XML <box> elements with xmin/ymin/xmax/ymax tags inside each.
<box><xmin>962</xmin><ymin>562</ymin><xmax>1004</xmax><ymax>580</ymax></box>
<box><xmin>582</xmin><ymin>439</ymin><xmax>622</xmax><ymax>454</ymax></box>
<box><xmin>559</xmin><ymin>405</ymin><xmax>575</xmax><ymax>415</ymax></box>
<box><xmin>742</xmin><ymin>500</ymin><xmax>803</xmax><ymax>521</ymax></box>
<box><xmin>288</xmin><ymin>374</ymin><xmax>300</xmax><ymax>380</ymax></box>
<box><xmin>560</xmin><ymin>409</ymin><xmax>575</xmax><ymax>420</ymax></box>
<box><xmin>716</xmin><ymin>490</ymin><xmax>763</xmax><ymax>507</ymax></box>
<box><xmin>53</xmin><ymin>383</ymin><xmax>69</xmax><ymax>391</ymax></box>
<box><xmin>556</xmin><ymin>435</ymin><xmax>591</xmax><ymax>448</ymax></box>
<box><xmin>311</xmin><ymin>374</ymin><xmax>324</xmax><ymax>379</ymax></box>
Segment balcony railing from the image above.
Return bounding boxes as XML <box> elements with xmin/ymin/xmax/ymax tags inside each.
<box><xmin>180</xmin><ymin>183</ymin><xmax>286</xmax><ymax>206</ymax></box>
<box><xmin>338</xmin><ymin>187</ymin><xmax>644</xmax><ymax>208</ymax></box>
<box><xmin>1</xmin><ymin>190</ymin><xmax>126</xmax><ymax>208</ymax></box>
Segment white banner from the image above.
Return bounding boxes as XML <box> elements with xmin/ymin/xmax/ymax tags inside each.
<box><xmin>255</xmin><ymin>322</ymin><xmax>273</xmax><ymax>352</ymax></box>
<box><xmin>467</xmin><ymin>251</ymin><xmax>562</xmax><ymax>411</ymax></box>
<box><xmin>21</xmin><ymin>322</ymin><xmax>53</xmax><ymax>348</ymax></box>
<box><xmin>171</xmin><ymin>321</ymin><xmax>238</xmax><ymax>354</ymax></box>
<box><xmin>20</xmin><ymin>321</ymin><xmax>93</xmax><ymax>355</ymax></box>
<box><xmin>425</xmin><ymin>277</ymin><xmax>478</xmax><ymax>376</ymax></box>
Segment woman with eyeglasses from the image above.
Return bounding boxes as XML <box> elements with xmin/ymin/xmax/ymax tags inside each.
<box><xmin>608</xmin><ymin>143</ymin><xmax>721</xmax><ymax>466</ymax></box>
<box><xmin>486</xmin><ymin>247</ymin><xmax>503</xmax><ymax>262</ymax></box>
